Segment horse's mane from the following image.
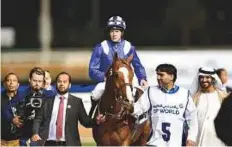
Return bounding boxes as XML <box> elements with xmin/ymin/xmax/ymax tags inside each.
<box><xmin>105</xmin><ymin>56</ymin><xmax>134</xmax><ymax>83</ymax></box>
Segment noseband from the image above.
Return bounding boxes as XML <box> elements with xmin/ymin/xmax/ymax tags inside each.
<box><xmin>105</xmin><ymin>69</ymin><xmax>134</xmax><ymax>120</ymax></box>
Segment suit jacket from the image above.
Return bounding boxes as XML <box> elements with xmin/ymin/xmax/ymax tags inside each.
<box><xmin>226</xmin><ymin>86</ymin><xmax>232</xmax><ymax>93</ymax></box>
<box><xmin>214</xmin><ymin>93</ymin><xmax>232</xmax><ymax>146</ymax></box>
<box><xmin>33</xmin><ymin>94</ymin><xmax>96</xmax><ymax>146</ymax></box>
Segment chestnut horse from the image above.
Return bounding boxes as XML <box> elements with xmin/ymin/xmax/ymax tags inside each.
<box><xmin>92</xmin><ymin>53</ymin><xmax>151</xmax><ymax>146</ymax></box>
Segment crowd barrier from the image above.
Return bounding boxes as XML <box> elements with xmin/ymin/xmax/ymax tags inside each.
<box><xmin>2</xmin><ymin>49</ymin><xmax>232</xmax><ymax>87</ymax></box>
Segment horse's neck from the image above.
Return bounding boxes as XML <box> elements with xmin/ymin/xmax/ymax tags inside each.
<box><xmin>105</xmin><ymin>79</ymin><xmax>116</xmax><ymax>93</ymax></box>
<box><xmin>100</xmin><ymin>81</ymin><xmax>116</xmax><ymax>109</ymax></box>
<box><xmin>103</xmin><ymin>83</ymin><xmax>116</xmax><ymax>101</ymax></box>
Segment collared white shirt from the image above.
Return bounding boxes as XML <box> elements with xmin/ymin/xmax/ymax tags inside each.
<box><xmin>47</xmin><ymin>93</ymin><xmax>69</xmax><ymax>141</ymax></box>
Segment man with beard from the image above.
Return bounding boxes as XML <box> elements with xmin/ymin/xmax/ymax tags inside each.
<box><xmin>1</xmin><ymin>73</ymin><xmax>22</xmax><ymax>146</ymax></box>
<box><xmin>190</xmin><ymin>67</ymin><xmax>228</xmax><ymax>146</ymax></box>
<box><xmin>11</xmin><ymin>67</ymin><xmax>55</xmax><ymax>146</ymax></box>
<box><xmin>31</xmin><ymin>72</ymin><xmax>105</xmax><ymax>146</ymax></box>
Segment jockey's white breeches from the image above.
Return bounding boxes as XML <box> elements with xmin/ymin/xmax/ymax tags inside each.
<box><xmin>91</xmin><ymin>82</ymin><xmax>106</xmax><ymax>101</ymax></box>
<box><xmin>91</xmin><ymin>80</ymin><xmax>143</xmax><ymax>101</ymax></box>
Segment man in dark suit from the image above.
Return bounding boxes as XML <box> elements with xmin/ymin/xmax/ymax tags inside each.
<box><xmin>214</xmin><ymin>92</ymin><xmax>232</xmax><ymax>146</ymax></box>
<box><xmin>216</xmin><ymin>68</ymin><xmax>232</xmax><ymax>93</ymax></box>
<box><xmin>31</xmin><ymin>72</ymin><xmax>105</xmax><ymax>146</ymax></box>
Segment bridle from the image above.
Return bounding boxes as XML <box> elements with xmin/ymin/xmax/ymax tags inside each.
<box><xmin>104</xmin><ymin>65</ymin><xmax>134</xmax><ymax>120</ymax></box>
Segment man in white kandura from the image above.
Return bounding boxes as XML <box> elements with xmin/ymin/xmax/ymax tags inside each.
<box><xmin>190</xmin><ymin>67</ymin><xmax>228</xmax><ymax>146</ymax></box>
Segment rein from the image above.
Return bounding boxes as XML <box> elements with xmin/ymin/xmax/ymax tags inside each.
<box><xmin>103</xmin><ymin>80</ymin><xmax>133</xmax><ymax>120</ymax></box>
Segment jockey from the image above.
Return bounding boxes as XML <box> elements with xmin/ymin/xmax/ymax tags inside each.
<box><xmin>89</xmin><ymin>16</ymin><xmax>148</xmax><ymax>117</ymax></box>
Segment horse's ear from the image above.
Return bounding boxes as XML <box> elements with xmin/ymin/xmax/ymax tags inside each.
<box><xmin>113</xmin><ymin>52</ymin><xmax>118</xmax><ymax>61</ymax></box>
<box><xmin>127</xmin><ymin>54</ymin><xmax>133</xmax><ymax>63</ymax></box>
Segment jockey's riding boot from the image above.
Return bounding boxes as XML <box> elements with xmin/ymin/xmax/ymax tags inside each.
<box><xmin>89</xmin><ymin>96</ymin><xmax>98</xmax><ymax>119</ymax></box>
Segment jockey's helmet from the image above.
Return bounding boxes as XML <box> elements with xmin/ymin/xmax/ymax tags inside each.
<box><xmin>106</xmin><ymin>16</ymin><xmax>126</xmax><ymax>31</ymax></box>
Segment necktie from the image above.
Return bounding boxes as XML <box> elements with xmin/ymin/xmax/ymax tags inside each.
<box><xmin>56</xmin><ymin>96</ymin><xmax>64</xmax><ymax>140</ymax></box>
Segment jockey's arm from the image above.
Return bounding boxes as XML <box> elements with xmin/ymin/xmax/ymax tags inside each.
<box><xmin>132</xmin><ymin>89</ymin><xmax>150</xmax><ymax>116</ymax></box>
<box><xmin>89</xmin><ymin>46</ymin><xmax>105</xmax><ymax>82</ymax></box>
<box><xmin>130</xmin><ymin>47</ymin><xmax>147</xmax><ymax>84</ymax></box>
<box><xmin>185</xmin><ymin>92</ymin><xmax>198</xmax><ymax>143</ymax></box>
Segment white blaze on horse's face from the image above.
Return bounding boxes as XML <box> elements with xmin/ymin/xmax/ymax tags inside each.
<box><xmin>118</xmin><ymin>67</ymin><xmax>134</xmax><ymax>103</ymax></box>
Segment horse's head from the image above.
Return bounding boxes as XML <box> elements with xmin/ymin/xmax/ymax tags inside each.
<box><xmin>107</xmin><ymin>53</ymin><xmax>134</xmax><ymax>103</ymax></box>
<box><xmin>103</xmin><ymin>53</ymin><xmax>134</xmax><ymax>117</ymax></box>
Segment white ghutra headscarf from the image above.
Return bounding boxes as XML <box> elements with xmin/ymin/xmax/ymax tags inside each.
<box><xmin>190</xmin><ymin>67</ymin><xmax>224</xmax><ymax>95</ymax></box>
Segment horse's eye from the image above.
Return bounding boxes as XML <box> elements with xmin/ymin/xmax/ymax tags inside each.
<box><xmin>114</xmin><ymin>72</ymin><xmax>119</xmax><ymax>78</ymax></box>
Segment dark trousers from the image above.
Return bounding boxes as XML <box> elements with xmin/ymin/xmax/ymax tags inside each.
<box><xmin>44</xmin><ymin>140</ymin><xmax>66</xmax><ymax>146</ymax></box>
<box><xmin>20</xmin><ymin>137</ymin><xmax>39</xmax><ymax>146</ymax></box>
